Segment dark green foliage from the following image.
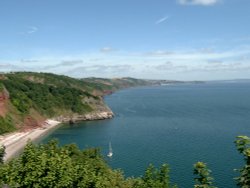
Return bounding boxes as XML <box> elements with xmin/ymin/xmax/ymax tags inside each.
<box><xmin>193</xmin><ymin>162</ymin><xmax>216</xmax><ymax>188</ymax></box>
<box><xmin>11</xmin><ymin>91</ymin><xmax>31</xmax><ymax>113</ymax></box>
<box><xmin>10</xmin><ymin>72</ymin><xmax>110</xmax><ymax>95</ymax></box>
<box><xmin>0</xmin><ymin>145</ymin><xmax>5</xmax><ymax>164</ymax></box>
<box><xmin>235</xmin><ymin>136</ymin><xmax>250</xmax><ymax>187</ymax></box>
<box><xmin>0</xmin><ymin>83</ymin><xmax>4</xmax><ymax>91</ymax></box>
<box><xmin>84</xmin><ymin>77</ymin><xmax>151</xmax><ymax>92</ymax></box>
<box><xmin>0</xmin><ymin>140</ymin><xmax>132</xmax><ymax>188</ymax></box>
<box><xmin>0</xmin><ymin>115</ymin><xmax>16</xmax><ymax>134</ymax></box>
<box><xmin>0</xmin><ymin>72</ymin><xmax>152</xmax><ymax>120</ymax></box>
<box><xmin>1</xmin><ymin>74</ymin><xmax>94</xmax><ymax>116</ymax></box>
<box><xmin>0</xmin><ymin>72</ymin><xmax>153</xmax><ymax>136</ymax></box>
<box><xmin>133</xmin><ymin>163</ymin><xmax>176</xmax><ymax>188</ymax></box>
<box><xmin>0</xmin><ymin>141</ymin><xmax>175</xmax><ymax>188</ymax></box>
<box><xmin>3</xmin><ymin>135</ymin><xmax>250</xmax><ymax>188</ymax></box>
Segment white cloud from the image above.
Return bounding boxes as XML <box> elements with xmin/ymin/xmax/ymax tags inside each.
<box><xmin>60</xmin><ymin>60</ymin><xmax>83</xmax><ymax>66</ymax></box>
<box><xmin>42</xmin><ymin>60</ymin><xmax>83</xmax><ymax>70</ymax></box>
<box><xmin>145</xmin><ymin>50</ymin><xmax>174</xmax><ymax>56</ymax></box>
<box><xmin>0</xmin><ymin>62</ymin><xmax>27</xmax><ymax>72</ymax></box>
<box><xmin>200</xmin><ymin>48</ymin><xmax>214</xmax><ymax>54</ymax></box>
<box><xmin>177</xmin><ymin>0</ymin><xmax>220</xmax><ymax>6</ymax></box>
<box><xmin>1</xmin><ymin>46</ymin><xmax>250</xmax><ymax>80</ymax></box>
<box><xmin>193</xmin><ymin>62</ymin><xmax>250</xmax><ymax>73</ymax></box>
<box><xmin>153</xmin><ymin>62</ymin><xmax>188</xmax><ymax>72</ymax></box>
<box><xmin>63</xmin><ymin>64</ymin><xmax>132</xmax><ymax>78</ymax></box>
<box><xmin>21</xmin><ymin>59</ymin><xmax>39</xmax><ymax>63</ymax></box>
<box><xmin>100</xmin><ymin>47</ymin><xmax>116</xmax><ymax>53</ymax></box>
<box><xmin>144</xmin><ymin>48</ymin><xmax>250</xmax><ymax>62</ymax></box>
<box><xmin>155</xmin><ymin>16</ymin><xmax>169</xmax><ymax>25</ymax></box>
<box><xmin>27</xmin><ymin>26</ymin><xmax>38</xmax><ymax>34</ymax></box>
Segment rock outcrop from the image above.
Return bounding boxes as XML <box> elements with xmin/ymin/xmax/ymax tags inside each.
<box><xmin>55</xmin><ymin>109</ymin><xmax>114</xmax><ymax>123</ymax></box>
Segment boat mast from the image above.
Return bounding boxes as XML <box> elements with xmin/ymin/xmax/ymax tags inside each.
<box><xmin>109</xmin><ymin>142</ymin><xmax>112</xmax><ymax>153</ymax></box>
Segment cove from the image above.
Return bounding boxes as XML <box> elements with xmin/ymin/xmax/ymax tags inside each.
<box><xmin>41</xmin><ymin>82</ymin><xmax>250</xmax><ymax>188</ymax></box>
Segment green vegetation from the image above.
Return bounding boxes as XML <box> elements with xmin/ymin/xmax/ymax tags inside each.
<box><xmin>0</xmin><ymin>72</ymin><xmax>153</xmax><ymax>134</ymax></box>
<box><xmin>0</xmin><ymin>72</ymin><xmax>249</xmax><ymax>187</ymax></box>
<box><xmin>0</xmin><ymin>145</ymin><xmax>5</xmax><ymax>164</ymax></box>
<box><xmin>0</xmin><ymin>140</ymin><xmax>176</xmax><ymax>188</ymax></box>
<box><xmin>1</xmin><ymin>74</ymin><xmax>94</xmax><ymax>116</ymax></box>
<box><xmin>1</xmin><ymin>136</ymin><xmax>250</xmax><ymax>187</ymax></box>
<box><xmin>193</xmin><ymin>162</ymin><xmax>216</xmax><ymax>188</ymax></box>
<box><xmin>134</xmin><ymin>163</ymin><xmax>177</xmax><ymax>188</ymax></box>
<box><xmin>83</xmin><ymin>77</ymin><xmax>151</xmax><ymax>93</ymax></box>
<box><xmin>0</xmin><ymin>115</ymin><xmax>16</xmax><ymax>134</ymax></box>
<box><xmin>234</xmin><ymin>136</ymin><xmax>250</xmax><ymax>187</ymax></box>
<box><xmin>0</xmin><ymin>83</ymin><xmax>4</xmax><ymax>91</ymax></box>
<box><xmin>6</xmin><ymin>72</ymin><xmax>151</xmax><ymax>95</ymax></box>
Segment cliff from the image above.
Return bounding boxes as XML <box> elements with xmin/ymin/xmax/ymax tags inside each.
<box><xmin>0</xmin><ymin>72</ymin><xmax>152</xmax><ymax>134</ymax></box>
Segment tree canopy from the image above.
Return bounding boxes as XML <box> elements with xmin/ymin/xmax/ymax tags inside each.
<box><xmin>0</xmin><ymin>135</ymin><xmax>250</xmax><ymax>187</ymax></box>
<box><xmin>0</xmin><ymin>140</ymin><xmax>177</xmax><ymax>188</ymax></box>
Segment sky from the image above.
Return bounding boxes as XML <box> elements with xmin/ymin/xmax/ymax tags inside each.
<box><xmin>0</xmin><ymin>0</ymin><xmax>250</xmax><ymax>80</ymax></box>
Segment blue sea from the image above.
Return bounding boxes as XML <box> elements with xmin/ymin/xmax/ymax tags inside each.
<box><xmin>42</xmin><ymin>81</ymin><xmax>250</xmax><ymax>187</ymax></box>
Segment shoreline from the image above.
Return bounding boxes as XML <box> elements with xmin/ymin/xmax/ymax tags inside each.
<box><xmin>0</xmin><ymin>109</ymin><xmax>114</xmax><ymax>162</ymax></box>
<box><xmin>0</xmin><ymin>119</ymin><xmax>61</xmax><ymax>161</ymax></box>
<box><xmin>56</xmin><ymin>110</ymin><xmax>114</xmax><ymax>123</ymax></box>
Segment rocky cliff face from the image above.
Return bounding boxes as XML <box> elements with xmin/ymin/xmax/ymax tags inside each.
<box><xmin>55</xmin><ymin>108</ymin><xmax>114</xmax><ymax>123</ymax></box>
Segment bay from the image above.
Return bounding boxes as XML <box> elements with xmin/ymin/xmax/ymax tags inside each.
<box><xmin>42</xmin><ymin>82</ymin><xmax>250</xmax><ymax>188</ymax></box>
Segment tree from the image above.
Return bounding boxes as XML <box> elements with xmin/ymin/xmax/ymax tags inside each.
<box><xmin>193</xmin><ymin>162</ymin><xmax>216</xmax><ymax>188</ymax></box>
<box><xmin>235</xmin><ymin>135</ymin><xmax>250</xmax><ymax>187</ymax></box>
<box><xmin>0</xmin><ymin>140</ymin><xmax>132</xmax><ymax>188</ymax></box>
<box><xmin>135</xmin><ymin>163</ymin><xmax>176</xmax><ymax>188</ymax></box>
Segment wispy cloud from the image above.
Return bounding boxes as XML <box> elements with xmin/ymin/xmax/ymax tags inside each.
<box><xmin>194</xmin><ymin>62</ymin><xmax>249</xmax><ymax>73</ymax></box>
<box><xmin>21</xmin><ymin>59</ymin><xmax>39</xmax><ymax>63</ymax></box>
<box><xmin>155</xmin><ymin>16</ymin><xmax>169</xmax><ymax>25</ymax></box>
<box><xmin>42</xmin><ymin>60</ymin><xmax>83</xmax><ymax>70</ymax></box>
<box><xmin>145</xmin><ymin>50</ymin><xmax>174</xmax><ymax>56</ymax></box>
<box><xmin>60</xmin><ymin>60</ymin><xmax>83</xmax><ymax>66</ymax></box>
<box><xmin>0</xmin><ymin>62</ymin><xmax>26</xmax><ymax>72</ymax></box>
<box><xmin>200</xmin><ymin>48</ymin><xmax>215</xmax><ymax>54</ymax></box>
<box><xmin>100</xmin><ymin>47</ymin><xmax>116</xmax><ymax>53</ymax></box>
<box><xmin>27</xmin><ymin>26</ymin><xmax>38</xmax><ymax>34</ymax></box>
<box><xmin>233</xmin><ymin>36</ymin><xmax>250</xmax><ymax>42</ymax></box>
<box><xmin>153</xmin><ymin>62</ymin><xmax>188</xmax><ymax>72</ymax></box>
<box><xmin>2</xmin><ymin>45</ymin><xmax>250</xmax><ymax>80</ymax></box>
<box><xmin>177</xmin><ymin>0</ymin><xmax>220</xmax><ymax>6</ymax></box>
<box><xmin>63</xmin><ymin>64</ymin><xmax>132</xmax><ymax>78</ymax></box>
<box><xmin>144</xmin><ymin>48</ymin><xmax>249</xmax><ymax>61</ymax></box>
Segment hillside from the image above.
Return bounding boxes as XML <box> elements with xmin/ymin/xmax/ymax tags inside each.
<box><xmin>0</xmin><ymin>72</ymin><xmax>152</xmax><ymax>134</ymax></box>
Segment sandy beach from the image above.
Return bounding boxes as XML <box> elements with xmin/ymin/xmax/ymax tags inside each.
<box><xmin>0</xmin><ymin>119</ymin><xmax>61</xmax><ymax>161</ymax></box>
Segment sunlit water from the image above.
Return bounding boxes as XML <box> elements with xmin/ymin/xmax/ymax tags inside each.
<box><xmin>41</xmin><ymin>82</ymin><xmax>250</xmax><ymax>187</ymax></box>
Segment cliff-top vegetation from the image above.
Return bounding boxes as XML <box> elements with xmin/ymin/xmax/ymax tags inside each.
<box><xmin>0</xmin><ymin>72</ymin><xmax>152</xmax><ymax>134</ymax></box>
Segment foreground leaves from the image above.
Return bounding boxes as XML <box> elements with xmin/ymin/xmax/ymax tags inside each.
<box><xmin>193</xmin><ymin>162</ymin><xmax>216</xmax><ymax>188</ymax></box>
<box><xmin>0</xmin><ymin>140</ymin><xmax>130</xmax><ymax>187</ymax></box>
<box><xmin>235</xmin><ymin>136</ymin><xmax>250</xmax><ymax>187</ymax></box>
<box><xmin>0</xmin><ymin>140</ymin><xmax>176</xmax><ymax>188</ymax></box>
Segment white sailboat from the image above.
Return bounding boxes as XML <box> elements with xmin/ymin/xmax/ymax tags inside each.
<box><xmin>107</xmin><ymin>142</ymin><xmax>113</xmax><ymax>157</ymax></box>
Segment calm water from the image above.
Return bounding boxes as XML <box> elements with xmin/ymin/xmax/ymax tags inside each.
<box><xmin>42</xmin><ymin>82</ymin><xmax>250</xmax><ymax>188</ymax></box>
